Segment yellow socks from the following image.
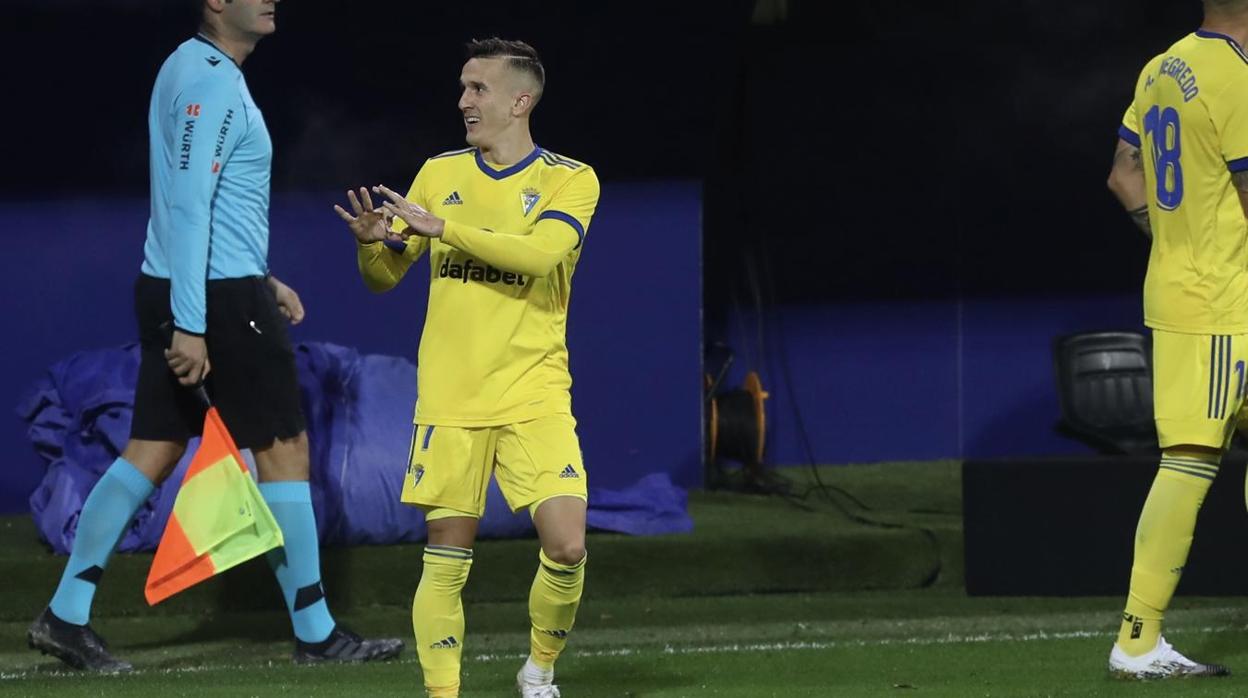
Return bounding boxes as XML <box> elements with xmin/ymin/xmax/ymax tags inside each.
<box><xmin>528</xmin><ymin>549</ymin><xmax>586</xmax><ymax>670</ymax></box>
<box><xmin>1117</xmin><ymin>452</ymin><xmax>1218</xmax><ymax>656</ymax></box>
<box><xmin>413</xmin><ymin>545</ymin><xmax>473</xmax><ymax>697</ymax></box>
<box><xmin>413</xmin><ymin>545</ymin><xmax>585</xmax><ymax>695</ymax></box>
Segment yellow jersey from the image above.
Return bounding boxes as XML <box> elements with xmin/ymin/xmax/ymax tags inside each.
<box><xmin>357</xmin><ymin>146</ymin><xmax>600</xmax><ymax>427</ymax></box>
<box><xmin>1121</xmin><ymin>31</ymin><xmax>1248</xmax><ymax>334</ymax></box>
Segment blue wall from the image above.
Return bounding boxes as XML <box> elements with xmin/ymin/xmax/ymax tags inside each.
<box><xmin>4</xmin><ymin>180</ymin><xmax>1155</xmax><ymax>511</ymax></box>
<box><xmin>720</xmin><ymin>294</ymin><xmax>1145</xmax><ymax>465</ymax></box>
<box><xmin>2</xmin><ymin>181</ymin><xmax>703</xmax><ymax>514</ymax></box>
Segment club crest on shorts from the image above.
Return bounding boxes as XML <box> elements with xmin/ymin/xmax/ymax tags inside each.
<box><xmin>412</xmin><ymin>466</ymin><xmax>425</xmax><ymax>486</ymax></box>
<box><xmin>521</xmin><ymin>188</ymin><xmax>541</xmax><ymax>216</ymax></box>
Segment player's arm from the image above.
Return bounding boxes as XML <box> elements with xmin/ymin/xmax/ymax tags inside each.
<box><xmin>1217</xmin><ymin>77</ymin><xmax>1248</xmax><ymax>225</ymax></box>
<box><xmin>440</xmin><ymin>218</ymin><xmax>578</xmax><ymax>278</ymax></box>
<box><xmin>168</xmin><ymin>78</ymin><xmax>244</xmax><ymax>336</ymax></box>
<box><xmin>356</xmin><ymin>238</ymin><xmax>427</xmax><ymax>293</ymax></box>
<box><xmin>1232</xmin><ymin>171</ymin><xmax>1248</xmax><ymax>222</ymax></box>
<box><xmin>336</xmin><ymin>178</ymin><xmax>431</xmax><ymax>294</ymax></box>
<box><xmin>164</xmin><ymin>78</ymin><xmax>244</xmax><ymax>385</ymax></box>
<box><xmin>1107</xmin><ymin>97</ymin><xmax>1149</xmax><ymax>238</ymax></box>
<box><xmin>1107</xmin><ymin>137</ymin><xmax>1150</xmax><ymax>238</ymax></box>
<box><xmin>373</xmin><ymin>169</ymin><xmax>601</xmax><ymax>278</ymax></box>
<box><xmin>381</xmin><ymin>175</ymin><xmax>432</xmax><ymax>270</ymax></box>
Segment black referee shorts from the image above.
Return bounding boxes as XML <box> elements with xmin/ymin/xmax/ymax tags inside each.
<box><xmin>130</xmin><ymin>273</ymin><xmax>307</xmax><ymax>450</ymax></box>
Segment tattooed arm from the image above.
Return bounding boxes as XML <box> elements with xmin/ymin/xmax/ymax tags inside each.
<box><xmin>1107</xmin><ymin>138</ymin><xmax>1151</xmax><ymax>238</ymax></box>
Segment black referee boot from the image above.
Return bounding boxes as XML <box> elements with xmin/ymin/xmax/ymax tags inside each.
<box><xmin>292</xmin><ymin>625</ymin><xmax>404</xmax><ymax>664</ymax></box>
<box><xmin>27</xmin><ymin>607</ymin><xmax>133</xmax><ymax>674</ymax></box>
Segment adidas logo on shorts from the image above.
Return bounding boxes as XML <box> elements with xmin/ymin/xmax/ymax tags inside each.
<box><xmin>430</xmin><ymin>636</ymin><xmax>459</xmax><ymax>649</ymax></box>
<box><xmin>559</xmin><ymin>465</ymin><xmax>579</xmax><ymax>479</ymax></box>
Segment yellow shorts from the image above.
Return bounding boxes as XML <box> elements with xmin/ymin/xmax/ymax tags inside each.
<box><xmin>1153</xmin><ymin>329</ymin><xmax>1248</xmax><ymax>448</ymax></box>
<box><xmin>400</xmin><ymin>413</ymin><xmax>587</xmax><ymax>517</ymax></box>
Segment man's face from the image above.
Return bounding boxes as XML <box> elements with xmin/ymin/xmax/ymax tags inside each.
<box><xmin>458</xmin><ymin>58</ymin><xmax>523</xmax><ymax>147</ymax></box>
<box><xmin>218</xmin><ymin>0</ymin><xmax>279</xmax><ymax>38</ymax></box>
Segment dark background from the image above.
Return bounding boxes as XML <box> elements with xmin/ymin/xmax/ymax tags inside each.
<box><xmin>0</xmin><ymin>0</ymin><xmax>1218</xmax><ymax>484</ymax></box>
<box><xmin>0</xmin><ymin>1</ymin><xmax>1203</xmax><ymax>312</ymax></box>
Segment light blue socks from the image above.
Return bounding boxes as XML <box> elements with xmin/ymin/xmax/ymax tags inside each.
<box><xmin>49</xmin><ymin>458</ymin><xmax>154</xmax><ymax>625</ymax></box>
<box><xmin>260</xmin><ymin>481</ymin><xmax>335</xmax><ymax>643</ymax></box>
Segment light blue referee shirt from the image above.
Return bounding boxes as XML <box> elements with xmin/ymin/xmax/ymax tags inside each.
<box><xmin>141</xmin><ymin>35</ymin><xmax>272</xmax><ymax>335</ymax></box>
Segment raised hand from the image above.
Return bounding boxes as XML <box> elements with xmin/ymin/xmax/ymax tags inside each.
<box><xmin>333</xmin><ymin>187</ymin><xmax>401</xmax><ymax>244</ymax></box>
<box><xmin>373</xmin><ymin>184</ymin><xmax>445</xmax><ymax>238</ymax></box>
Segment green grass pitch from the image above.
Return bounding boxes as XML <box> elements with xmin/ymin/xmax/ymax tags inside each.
<box><xmin>2</xmin><ymin>462</ymin><xmax>1245</xmax><ymax>696</ymax></box>
<box><xmin>5</xmin><ymin>593</ymin><xmax>1248</xmax><ymax>696</ymax></box>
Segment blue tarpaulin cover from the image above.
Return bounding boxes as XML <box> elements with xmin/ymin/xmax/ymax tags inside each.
<box><xmin>18</xmin><ymin>343</ymin><xmax>692</xmax><ymax>554</ymax></box>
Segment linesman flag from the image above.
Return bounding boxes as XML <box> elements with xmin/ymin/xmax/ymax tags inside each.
<box><xmin>144</xmin><ymin>406</ymin><xmax>283</xmax><ymax>605</ymax></box>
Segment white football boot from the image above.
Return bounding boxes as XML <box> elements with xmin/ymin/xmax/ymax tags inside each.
<box><xmin>1109</xmin><ymin>636</ymin><xmax>1230</xmax><ymax>679</ymax></box>
<box><xmin>516</xmin><ymin>657</ymin><xmax>562</xmax><ymax>697</ymax></box>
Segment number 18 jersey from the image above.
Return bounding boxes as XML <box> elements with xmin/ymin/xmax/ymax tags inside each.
<box><xmin>1121</xmin><ymin>30</ymin><xmax>1248</xmax><ymax>334</ymax></box>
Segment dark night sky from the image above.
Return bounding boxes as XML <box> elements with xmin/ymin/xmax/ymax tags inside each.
<box><xmin>0</xmin><ymin>1</ymin><xmax>748</xmax><ymax>195</ymax></box>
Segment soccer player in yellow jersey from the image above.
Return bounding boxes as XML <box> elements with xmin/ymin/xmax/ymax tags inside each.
<box><xmin>334</xmin><ymin>38</ymin><xmax>597</xmax><ymax>697</ymax></box>
<box><xmin>1105</xmin><ymin>0</ymin><xmax>1248</xmax><ymax>680</ymax></box>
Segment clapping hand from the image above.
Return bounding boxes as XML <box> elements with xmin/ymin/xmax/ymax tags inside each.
<box><xmin>334</xmin><ymin>187</ymin><xmax>403</xmax><ymax>244</ymax></box>
<box><xmin>373</xmin><ymin>184</ymin><xmax>445</xmax><ymax>238</ymax></box>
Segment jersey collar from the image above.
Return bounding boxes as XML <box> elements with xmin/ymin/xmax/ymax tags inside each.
<box><xmin>474</xmin><ymin>146</ymin><xmax>542</xmax><ymax>180</ymax></box>
<box><xmin>193</xmin><ymin>34</ymin><xmax>241</xmax><ymax>70</ymax></box>
<box><xmin>1195</xmin><ymin>29</ymin><xmax>1243</xmax><ymax>47</ymax></box>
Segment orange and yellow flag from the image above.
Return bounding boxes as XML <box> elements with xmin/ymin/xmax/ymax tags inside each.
<box><xmin>144</xmin><ymin>407</ymin><xmax>283</xmax><ymax>605</ymax></box>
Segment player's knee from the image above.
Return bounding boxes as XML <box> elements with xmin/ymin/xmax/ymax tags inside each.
<box><xmin>122</xmin><ymin>439</ymin><xmax>187</xmax><ymax>484</ymax></box>
<box><xmin>426</xmin><ymin>515</ymin><xmax>479</xmax><ymax>549</ymax></box>
<box><xmin>254</xmin><ymin>431</ymin><xmax>310</xmax><ymax>481</ymax></box>
<box><xmin>272</xmin><ymin>431</ymin><xmax>309</xmax><ymax>457</ymax></box>
<box><xmin>544</xmin><ymin>542</ymin><xmax>586</xmax><ymax>567</ymax></box>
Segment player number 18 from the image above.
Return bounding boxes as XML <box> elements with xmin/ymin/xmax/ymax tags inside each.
<box><xmin>1143</xmin><ymin>105</ymin><xmax>1184</xmax><ymax>210</ymax></box>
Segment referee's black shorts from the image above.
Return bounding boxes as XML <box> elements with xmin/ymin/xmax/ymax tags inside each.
<box><xmin>130</xmin><ymin>273</ymin><xmax>307</xmax><ymax>450</ymax></box>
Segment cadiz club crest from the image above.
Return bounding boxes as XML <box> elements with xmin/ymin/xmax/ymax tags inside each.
<box><xmin>521</xmin><ymin>188</ymin><xmax>541</xmax><ymax>216</ymax></box>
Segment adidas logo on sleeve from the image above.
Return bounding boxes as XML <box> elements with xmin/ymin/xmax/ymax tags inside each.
<box><xmin>559</xmin><ymin>465</ymin><xmax>579</xmax><ymax>479</ymax></box>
